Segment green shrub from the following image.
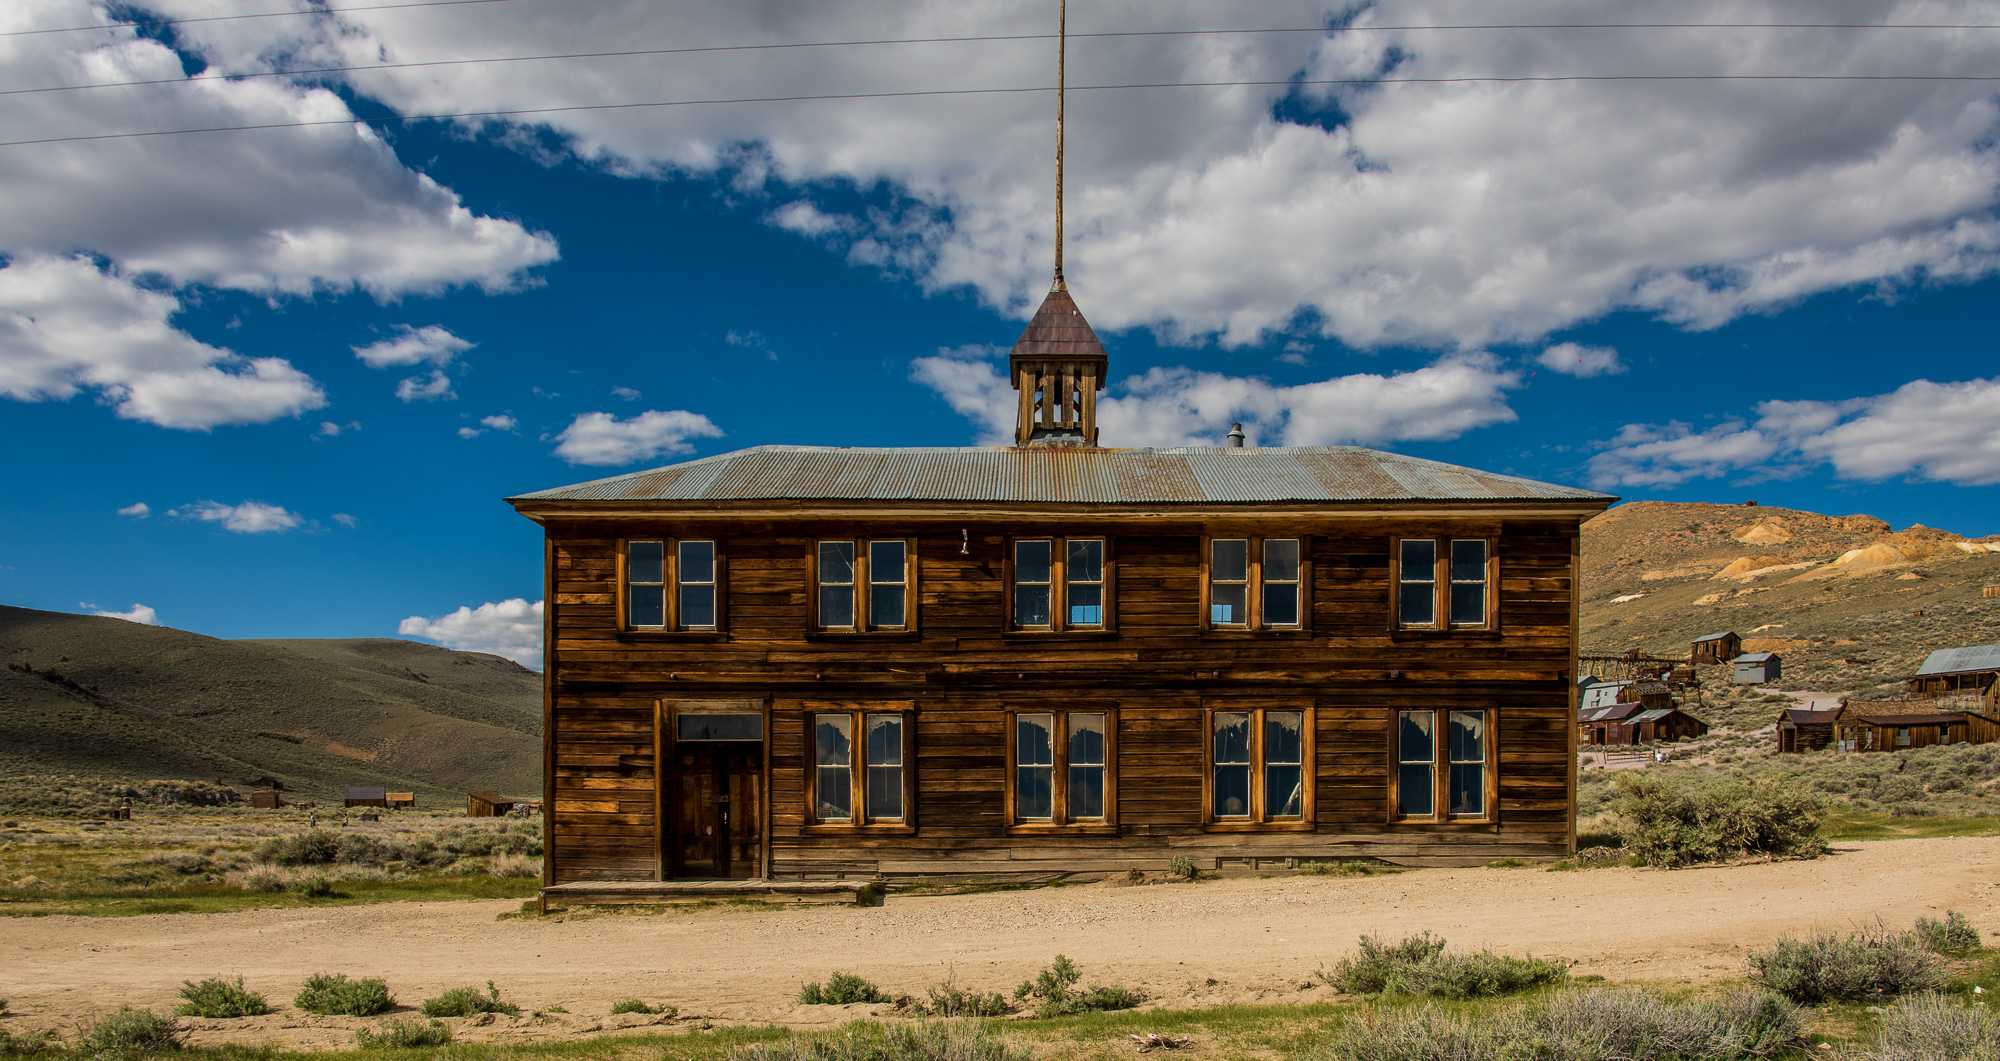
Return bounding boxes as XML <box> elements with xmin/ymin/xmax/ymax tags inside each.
<box><xmin>797</xmin><ymin>972</ymin><xmax>884</xmax><ymax>1006</ymax></box>
<box><xmin>1166</xmin><ymin>856</ymin><xmax>1196</xmax><ymax>880</ymax></box>
<box><xmin>1315</xmin><ymin>989</ymin><xmax>1804</xmax><ymax>1061</ymax></box>
<box><xmin>1011</xmin><ymin>956</ymin><xmax>1140</xmax><ymax>1018</ymax></box>
<box><xmin>1320</xmin><ymin>931</ymin><xmax>1569</xmax><ymax>999</ymax></box>
<box><xmin>729</xmin><ymin>1019</ymin><xmax>1028</xmax><ymax>1061</ymax></box>
<box><xmin>1865</xmin><ymin>993</ymin><xmax>2000</xmax><ymax>1061</ymax></box>
<box><xmin>293</xmin><ymin>973</ymin><xmax>394</xmax><ymax>1017</ymax></box>
<box><xmin>1615</xmin><ymin>774</ymin><xmax>1827</xmax><ymax>868</ymax></box>
<box><xmin>1914</xmin><ymin>910</ymin><xmax>1981</xmax><ymax>955</ymax></box>
<box><xmin>908</xmin><ymin>976</ymin><xmax>1011</xmax><ymax>1019</ymax></box>
<box><xmin>289</xmin><ymin>875</ymin><xmax>340</xmax><ymax>898</ymax></box>
<box><xmin>256</xmin><ymin>830</ymin><xmax>341</xmax><ymax>866</ymax></box>
<box><xmin>609</xmin><ymin>998</ymin><xmax>674</xmax><ymax>1016</ymax></box>
<box><xmin>175</xmin><ymin>976</ymin><xmax>267</xmax><ymax>1018</ymax></box>
<box><xmin>419</xmin><ymin>982</ymin><xmax>519</xmax><ymax>1018</ymax></box>
<box><xmin>1746</xmin><ymin>928</ymin><xmax>1948</xmax><ymax>1003</ymax></box>
<box><xmin>0</xmin><ymin>1029</ymin><xmax>55</xmax><ymax>1056</ymax></box>
<box><xmin>76</xmin><ymin>1008</ymin><xmax>184</xmax><ymax>1056</ymax></box>
<box><xmin>353</xmin><ymin>1018</ymin><xmax>452</xmax><ymax>1049</ymax></box>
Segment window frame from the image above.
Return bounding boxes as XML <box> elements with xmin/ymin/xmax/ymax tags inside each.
<box><xmin>1005</xmin><ymin>537</ymin><xmax>1116</xmax><ymax>635</ymax></box>
<box><xmin>1390</xmin><ymin>535</ymin><xmax>1498</xmax><ymax>633</ymax></box>
<box><xmin>802</xmin><ymin>701</ymin><xmax>917</xmax><ymax>834</ymax></box>
<box><xmin>1387</xmin><ymin>706</ymin><xmax>1499</xmax><ymax>825</ymax></box>
<box><xmin>616</xmin><ymin>537</ymin><xmax>727</xmax><ymax>636</ymax></box>
<box><xmin>809</xmin><ymin>538</ymin><xmax>920</xmax><ymax>635</ymax></box>
<box><xmin>1199</xmin><ymin>701</ymin><xmax>1315</xmax><ymax>831</ymax></box>
<box><xmin>1197</xmin><ymin>536</ymin><xmax>1312</xmax><ymax>635</ymax></box>
<box><xmin>1003</xmin><ymin>705</ymin><xmax>1119</xmax><ymax>834</ymax></box>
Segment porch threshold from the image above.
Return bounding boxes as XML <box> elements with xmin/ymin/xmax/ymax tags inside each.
<box><xmin>537</xmin><ymin>879</ymin><xmax>873</xmax><ymax>912</ymax></box>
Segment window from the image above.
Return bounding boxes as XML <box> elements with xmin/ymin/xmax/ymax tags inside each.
<box><xmin>1007</xmin><ymin>708</ymin><xmax>1116</xmax><ymax>829</ymax></box>
<box><xmin>1393</xmin><ymin>708</ymin><xmax>1494</xmax><ymax>822</ymax></box>
<box><xmin>1202</xmin><ymin>537</ymin><xmax>1308</xmax><ymax>632</ymax></box>
<box><xmin>623</xmin><ymin>539</ymin><xmax>722</xmax><ymax>631</ymax></box>
<box><xmin>1010</xmin><ymin>538</ymin><xmax>1109</xmax><ymax>632</ymax></box>
<box><xmin>1203</xmin><ymin>704</ymin><xmax>1312</xmax><ymax>827</ymax></box>
<box><xmin>808</xmin><ymin>707</ymin><xmax>913</xmax><ymax>827</ymax></box>
<box><xmin>1394</xmin><ymin>537</ymin><xmax>1493</xmax><ymax>630</ymax></box>
<box><xmin>814</xmin><ymin>539</ymin><xmax>916</xmax><ymax>632</ymax></box>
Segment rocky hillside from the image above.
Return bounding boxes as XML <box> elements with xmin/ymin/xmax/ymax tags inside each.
<box><xmin>0</xmin><ymin>606</ymin><xmax>542</xmax><ymax>801</ymax></box>
<box><xmin>1580</xmin><ymin>501</ymin><xmax>2000</xmax><ymax>698</ymax></box>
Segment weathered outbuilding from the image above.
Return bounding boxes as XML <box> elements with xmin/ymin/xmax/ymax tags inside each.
<box><xmin>1578</xmin><ymin>702</ymin><xmax>1708</xmax><ymax>745</ymax></box>
<box><xmin>1775</xmin><ymin>707</ymin><xmax>1840</xmax><ymax>753</ymax></box>
<box><xmin>1691</xmin><ymin>631</ymin><xmax>1741</xmax><ymax>667</ymax></box>
<box><xmin>1733</xmin><ymin>652</ymin><xmax>1781</xmax><ymax>684</ymax></box>
<box><xmin>342</xmin><ymin>785</ymin><xmax>388</xmax><ymax>808</ymax></box>
<box><xmin>250</xmin><ymin>790</ymin><xmax>284</xmax><ymax>809</ymax></box>
<box><xmin>1834</xmin><ymin>707</ymin><xmax>2000</xmax><ymax>752</ymax></box>
<box><xmin>467</xmin><ymin>792</ymin><xmax>516</xmax><ymax>817</ymax></box>
<box><xmin>1907</xmin><ymin>643</ymin><xmax>2000</xmax><ymax>700</ymax></box>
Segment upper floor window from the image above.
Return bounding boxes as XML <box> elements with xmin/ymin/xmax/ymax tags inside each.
<box><xmin>1394</xmin><ymin>708</ymin><xmax>1493</xmax><ymax>822</ymax></box>
<box><xmin>1205</xmin><ymin>704</ymin><xmax>1312</xmax><ymax>828</ymax></box>
<box><xmin>809</xmin><ymin>707</ymin><xmax>912</xmax><ymax>828</ymax></box>
<box><xmin>623</xmin><ymin>539</ymin><xmax>720</xmax><ymax>631</ymax></box>
<box><xmin>814</xmin><ymin>539</ymin><xmax>915</xmax><ymax>632</ymax></box>
<box><xmin>1011</xmin><ymin>538</ymin><xmax>1109</xmax><ymax>632</ymax></box>
<box><xmin>1395</xmin><ymin>538</ymin><xmax>1493</xmax><ymax>630</ymax></box>
<box><xmin>1008</xmin><ymin>708</ymin><xmax>1115</xmax><ymax>829</ymax></box>
<box><xmin>1202</xmin><ymin>537</ymin><xmax>1307</xmax><ymax>632</ymax></box>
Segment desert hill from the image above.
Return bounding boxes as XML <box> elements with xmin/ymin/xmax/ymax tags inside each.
<box><xmin>1579</xmin><ymin>501</ymin><xmax>2000</xmax><ymax>696</ymax></box>
<box><xmin>0</xmin><ymin>606</ymin><xmax>541</xmax><ymax>800</ymax></box>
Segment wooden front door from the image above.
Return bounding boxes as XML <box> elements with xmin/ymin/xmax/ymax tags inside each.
<box><xmin>671</xmin><ymin>744</ymin><xmax>764</xmax><ymax>879</ymax></box>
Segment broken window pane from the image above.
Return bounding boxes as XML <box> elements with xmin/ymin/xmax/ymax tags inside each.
<box><xmin>866</xmin><ymin>714</ymin><xmax>903</xmax><ymax>820</ymax></box>
<box><xmin>1213</xmin><ymin>712</ymin><xmax>1251</xmax><ymax>817</ymax></box>
<box><xmin>1015</xmin><ymin>540</ymin><xmax>1052</xmax><ymax>583</ymax></box>
<box><xmin>1398</xmin><ymin>710</ymin><xmax>1434</xmax><ymax>818</ymax></box>
<box><xmin>1211</xmin><ymin>584</ymin><xmax>1247</xmax><ymax>625</ymax></box>
<box><xmin>1265</xmin><ymin>711</ymin><xmax>1304</xmax><ymax>817</ymax></box>
<box><xmin>629</xmin><ymin>541</ymin><xmax>663</xmax><ymax>585</ymax></box>
<box><xmin>1067</xmin><ymin>540</ymin><xmax>1104</xmax><ymax>626</ymax></box>
<box><xmin>1448</xmin><ymin>710</ymin><xmax>1484</xmax><ymax>816</ymax></box>
<box><xmin>817</xmin><ymin>542</ymin><xmax>855</xmax><ymax>627</ymax></box>
<box><xmin>1067</xmin><ymin>713</ymin><xmax>1106</xmax><ymax>819</ymax></box>
<box><xmin>1016</xmin><ymin>714</ymin><xmax>1054</xmax><ymax>820</ymax></box>
<box><xmin>1264</xmin><ymin>539</ymin><xmax>1300</xmax><ymax>581</ymax></box>
<box><xmin>1212</xmin><ymin>539</ymin><xmax>1249</xmax><ymax>582</ymax></box>
<box><xmin>814</xmin><ymin>714</ymin><xmax>853</xmax><ymax>821</ymax></box>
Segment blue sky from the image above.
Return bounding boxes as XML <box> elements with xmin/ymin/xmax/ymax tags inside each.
<box><xmin>4</xmin><ymin>0</ymin><xmax>1999</xmax><ymax>667</ymax></box>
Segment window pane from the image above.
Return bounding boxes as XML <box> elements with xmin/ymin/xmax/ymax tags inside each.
<box><xmin>814</xmin><ymin>714</ymin><xmax>853</xmax><ymax>821</ymax></box>
<box><xmin>628</xmin><ymin>541</ymin><xmax>663</xmax><ymax>584</ymax></box>
<box><xmin>1017</xmin><ymin>766</ymin><xmax>1053</xmax><ymax>819</ymax></box>
<box><xmin>1265</xmin><ymin>712</ymin><xmax>1303</xmax><ymax>765</ymax></box>
<box><xmin>1211</xmin><ymin>584</ymin><xmax>1247</xmax><ymax>625</ymax></box>
<box><xmin>1067</xmin><ymin>583</ymin><xmax>1102</xmax><ymax>626</ymax></box>
<box><xmin>679</xmin><ymin>584</ymin><xmax>716</xmax><ymax>628</ymax></box>
<box><xmin>1266</xmin><ymin>765</ymin><xmax>1303</xmax><ymax>818</ymax></box>
<box><xmin>1262</xmin><ymin>583</ymin><xmax>1299</xmax><ymax>626</ymax></box>
<box><xmin>1214</xmin><ymin>765</ymin><xmax>1251</xmax><ymax>817</ymax></box>
<box><xmin>1015</xmin><ymin>540</ymin><xmax>1052</xmax><ymax>584</ymax></box>
<box><xmin>1400</xmin><ymin>583</ymin><xmax>1435</xmax><ymax>626</ymax></box>
<box><xmin>1212</xmin><ymin>711</ymin><xmax>1252</xmax><ymax>818</ymax></box>
<box><xmin>867</xmin><ymin>715</ymin><xmax>904</xmax><ymax>767</ymax></box>
<box><xmin>1448</xmin><ymin>712</ymin><xmax>1485</xmax><ymax>817</ymax></box>
<box><xmin>1398</xmin><ymin>764</ymin><xmax>1434</xmax><ymax>817</ymax></box>
<box><xmin>1017</xmin><ymin>713</ymin><xmax>1054</xmax><ymax>820</ymax></box>
<box><xmin>869</xmin><ymin>540</ymin><xmax>906</xmax><ymax>583</ymax></box>
<box><xmin>818</xmin><ymin>541</ymin><xmax>855</xmax><ymax>584</ymax></box>
<box><xmin>866</xmin><ymin>712</ymin><xmax>904</xmax><ymax>821</ymax></box>
<box><xmin>1015</xmin><ymin>584</ymin><xmax>1052</xmax><ymax>627</ymax></box>
<box><xmin>1068</xmin><ymin>765</ymin><xmax>1104</xmax><ymax>819</ymax></box>
<box><xmin>1398</xmin><ymin>711</ymin><xmax>1434</xmax><ymax>763</ymax></box>
<box><xmin>1213</xmin><ymin>712</ymin><xmax>1251</xmax><ymax>764</ymax></box>
<box><xmin>815</xmin><ymin>715</ymin><xmax>853</xmax><ymax>766</ymax></box>
<box><xmin>678</xmin><ymin>540</ymin><xmax>714</xmax><ymax>583</ymax></box>
<box><xmin>1264</xmin><ymin>539</ymin><xmax>1300</xmax><ymax>581</ymax></box>
<box><xmin>816</xmin><ymin>767</ymin><xmax>852</xmax><ymax>820</ymax></box>
<box><xmin>1212</xmin><ymin>539</ymin><xmax>1249</xmax><ymax>582</ymax></box>
<box><xmin>1449</xmin><ymin>710</ymin><xmax>1485</xmax><ymax>764</ymax></box>
<box><xmin>1450</xmin><ymin>539</ymin><xmax>1487</xmax><ymax>583</ymax></box>
<box><xmin>867</xmin><ymin>765</ymin><xmax>903</xmax><ymax>820</ymax></box>
<box><xmin>1449</xmin><ymin>764</ymin><xmax>1483</xmax><ymax>816</ymax></box>
<box><xmin>1067</xmin><ymin>539</ymin><xmax>1103</xmax><ymax>582</ymax></box>
<box><xmin>1017</xmin><ymin>715</ymin><xmax>1054</xmax><ymax>766</ymax></box>
<box><xmin>629</xmin><ymin>585</ymin><xmax>664</xmax><ymax>627</ymax></box>
<box><xmin>869</xmin><ymin>585</ymin><xmax>906</xmax><ymax>627</ymax></box>
<box><xmin>819</xmin><ymin>586</ymin><xmax>854</xmax><ymax>628</ymax></box>
<box><xmin>1450</xmin><ymin>583</ymin><xmax>1486</xmax><ymax>626</ymax></box>
<box><xmin>1400</xmin><ymin>539</ymin><xmax>1436</xmax><ymax>577</ymax></box>
<box><xmin>1068</xmin><ymin>713</ymin><xmax>1106</xmax><ymax>765</ymax></box>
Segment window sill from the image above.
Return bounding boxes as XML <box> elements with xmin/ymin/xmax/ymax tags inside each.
<box><xmin>1005</xmin><ymin>823</ymin><xmax>1120</xmax><ymax>836</ymax></box>
<box><xmin>1391</xmin><ymin>627</ymin><xmax>1501</xmax><ymax>639</ymax></box>
<box><xmin>804</xmin><ymin>631</ymin><xmax>924</xmax><ymax>642</ymax></box>
<box><xmin>1387</xmin><ymin>818</ymin><xmax>1501</xmax><ymax>831</ymax></box>
<box><xmin>1001</xmin><ymin>630</ymin><xmax>1120</xmax><ymax>641</ymax></box>
<box><xmin>1201</xmin><ymin>821</ymin><xmax>1316</xmax><ymax>833</ymax></box>
<box><xmin>1199</xmin><ymin>629</ymin><xmax>1313</xmax><ymax>640</ymax></box>
<box><xmin>618</xmin><ymin>629</ymin><xmax>729</xmax><ymax>641</ymax></box>
<box><xmin>801</xmin><ymin>823</ymin><xmax>918</xmax><ymax>836</ymax></box>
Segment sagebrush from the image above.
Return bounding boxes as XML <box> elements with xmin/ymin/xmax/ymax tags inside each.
<box><xmin>175</xmin><ymin>976</ymin><xmax>266</xmax><ymax>1018</ymax></box>
<box><xmin>353</xmin><ymin>1018</ymin><xmax>452</xmax><ymax>1049</ymax></box>
<box><xmin>1320</xmin><ymin>931</ymin><xmax>1569</xmax><ymax>999</ymax></box>
<box><xmin>1862</xmin><ymin>993</ymin><xmax>2000</xmax><ymax>1061</ymax></box>
<box><xmin>1745</xmin><ymin>926</ymin><xmax>1947</xmax><ymax>1003</ymax></box>
<box><xmin>905</xmin><ymin>974</ymin><xmax>1011</xmax><ymax>1018</ymax></box>
<box><xmin>75</xmin><ymin>1008</ymin><xmax>184</xmax><ymax>1056</ymax></box>
<box><xmin>728</xmin><ymin>1019</ymin><xmax>1028</xmax><ymax>1061</ymax></box>
<box><xmin>1316</xmin><ymin>989</ymin><xmax>1805</xmax><ymax>1061</ymax></box>
<box><xmin>1012</xmin><ymin>956</ymin><xmax>1140</xmax><ymax>1018</ymax></box>
<box><xmin>1913</xmin><ymin>909</ymin><xmax>1981</xmax><ymax>955</ymax></box>
<box><xmin>797</xmin><ymin>973</ymin><xmax>884</xmax><ymax>1006</ymax></box>
<box><xmin>609</xmin><ymin>998</ymin><xmax>674</xmax><ymax>1016</ymax></box>
<box><xmin>1614</xmin><ymin>773</ymin><xmax>1827</xmax><ymax>868</ymax></box>
<box><xmin>419</xmin><ymin>982</ymin><xmax>519</xmax><ymax>1017</ymax></box>
<box><xmin>292</xmin><ymin>973</ymin><xmax>394</xmax><ymax>1017</ymax></box>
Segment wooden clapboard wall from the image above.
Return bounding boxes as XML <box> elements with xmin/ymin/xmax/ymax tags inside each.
<box><xmin>544</xmin><ymin>516</ymin><xmax>1583</xmax><ymax>881</ymax></box>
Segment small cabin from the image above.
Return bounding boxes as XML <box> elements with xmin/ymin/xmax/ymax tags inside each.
<box><xmin>342</xmin><ymin>785</ymin><xmax>388</xmax><ymax>808</ymax></box>
<box><xmin>1834</xmin><ymin>707</ymin><xmax>2000</xmax><ymax>752</ymax></box>
<box><xmin>1733</xmin><ymin>652</ymin><xmax>1781</xmax><ymax>684</ymax></box>
<box><xmin>1775</xmin><ymin>707</ymin><xmax>1840</xmax><ymax>753</ymax></box>
<box><xmin>250</xmin><ymin>790</ymin><xmax>284</xmax><ymax>809</ymax></box>
<box><xmin>1691</xmin><ymin>631</ymin><xmax>1741</xmax><ymax>666</ymax></box>
<box><xmin>467</xmin><ymin>791</ymin><xmax>516</xmax><ymax>817</ymax></box>
<box><xmin>1579</xmin><ymin>679</ymin><xmax>1631</xmax><ymax>711</ymax></box>
<box><xmin>1908</xmin><ymin>643</ymin><xmax>2000</xmax><ymax>701</ymax></box>
<box><xmin>246</xmin><ymin>775</ymin><xmax>286</xmax><ymax>791</ymax></box>
<box><xmin>1579</xmin><ymin>702</ymin><xmax>1707</xmax><ymax>745</ymax></box>
<box><xmin>386</xmin><ymin>792</ymin><xmax>416</xmax><ymax>809</ymax></box>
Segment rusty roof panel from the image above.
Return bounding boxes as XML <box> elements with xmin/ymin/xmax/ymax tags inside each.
<box><xmin>509</xmin><ymin>446</ymin><xmax>1616</xmax><ymax>505</ymax></box>
<box><xmin>1916</xmin><ymin>643</ymin><xmax>2000</xmax><ymax>677</ymax></box>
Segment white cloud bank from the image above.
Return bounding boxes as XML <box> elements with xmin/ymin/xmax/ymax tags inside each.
<box><xmin>1590</xmin><ymin>376</ymin><xmax>2000</xmax><ymax>488</ymax></box>
<box><xmin>1537</xmin><ymin>343</ymin><xmax>1625</xmax><ymax>378</ymax></box>
<box><xmin>355</xmin><ymin>325</ymin><xmax>472</xmax><ymax>402</ymax></box>
<box><xmin>88</xmin><ymin>603</ymin><xmax>159</xmax><ymax>625</ymax></box>
<box><xmin>552</xmin><ymin>410</ymin><xmax>724</xmax><ymax>466</ymax></box>
<box><xmin>399</xmin><ymin>598</ymin><xmax>544</xmax><ymax>670</ymax></box>
<box><xmin>167</xmin><ymin>499</ymin><xmax>304</xmax><ymax>533</ymax></box>
<box><xmin>912</xmin><ymin>348</ymin><xmax>1518</xmax><ymax>447</ymax></box>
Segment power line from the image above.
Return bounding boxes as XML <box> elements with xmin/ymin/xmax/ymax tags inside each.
<box><xmin>10</xmin><ymin>23</ymin><xmax>2000</xmax><ymax>98</ymax></box>
<box><xmin>7</xmin><ymin>73</ymin><xmax>2000</xmax><ymax>150</ymax></box>
<box><xmin>7</xmin><ymin>0</ymin><xmax>539</xmax><ymax>37</ymax></box>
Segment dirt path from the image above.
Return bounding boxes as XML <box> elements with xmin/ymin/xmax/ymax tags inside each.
<box><xmin>4</xmin><ymin>837</ymin><xmax>1997</xmax><ymax>1048</ymax></box>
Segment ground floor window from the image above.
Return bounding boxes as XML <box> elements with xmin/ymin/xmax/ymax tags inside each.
<box><xmin>1007</xmin><ymin>708</ymin><xmax>1116</xmax><ymax>829</ymax></box>
<box><xmin>1204</xmin><ymin>704</ymin><xmax>1312</xmax><ymax>827</ymax></box>
<box><xmin>1394</xmin><ymin>708</ymin><xmax>1494</xmax><ymax>822</ymax></box>
<box><xmin>808</xmin><ymin>707</ymin><xmax>913</xmax><ymax>828</ymax></box>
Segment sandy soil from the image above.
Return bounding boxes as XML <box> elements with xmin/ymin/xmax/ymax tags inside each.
<box><xmin>4</xmin><ymin>837</ymin><xmax>1997</xmax><ymax>1048</ymax></box>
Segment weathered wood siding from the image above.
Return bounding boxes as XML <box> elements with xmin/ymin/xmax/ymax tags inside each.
<box><xmin>544</xmin><ymin>517</ymin><xmax>1582</xmax><ymax>880</ymax></box>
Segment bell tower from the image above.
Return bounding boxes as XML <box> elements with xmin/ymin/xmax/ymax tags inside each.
<box><xmin>1011</xmin><ymin>0</ymin><xmax>1106</xmax><ymax>448</ymax></box>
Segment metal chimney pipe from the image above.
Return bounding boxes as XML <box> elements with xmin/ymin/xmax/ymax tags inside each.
<box><xmin>1226</xmin><ymin>423</ymin><xmax>1246</xmax><ymax>447</ymax></box>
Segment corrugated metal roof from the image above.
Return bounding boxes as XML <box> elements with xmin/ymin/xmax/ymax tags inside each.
<box><xmin>1782</xmin><ymin>708</ymin><xmax>1841</xmax><ymax>725</ymax></box>
<box><xmin>1853</xmin><ymin>713</ymin><xmax>1974</xmax><ymax>726</ymax></box>
<box><xmin>1735</xmin><ymin>652</ymin><xmax>1779</xmax><ymax>663</ymax></box>
<box><xmin>1579</xmin><ymin>703</ymin><xmax>1643</xmax><ymax>723</ymax></box>
<box><xmin>511</xmin><ymin>445</ymin><xmax>1616</xmax><ymax>505</ymax></box>
<box><xmin>1915</xmin><ymin>643</ymin><xmax>2000</xmax><ymax>677</ymax></box>
<box><xmin>1630</xmin><ymin>708</ymin><xmax>1677</xmax><ymax>723</ymax></box>
<box><xmin>1693</xmin><ymin>631</ymin><xmax>1737</xmax><ymax>643</ymax></box>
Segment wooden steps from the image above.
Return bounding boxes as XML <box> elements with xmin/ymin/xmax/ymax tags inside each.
<box><xmin>538</xmin><ymin>878</ymin><xmax>870</xmax><ymax>912</ymax></box>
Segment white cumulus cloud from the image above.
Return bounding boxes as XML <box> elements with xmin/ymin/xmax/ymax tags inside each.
<box><xmin>399</xmin><ymin>598</ymin><xmax>544</xmax><ymax>670</ymax></box>
<box><xmin>352</xmin><ymin>325</ymin><xmax>473</xmax><ymax>368</ymax></box>
<box><xmin>552</xmin><ymin>409</ymin><xmax>724</xmax><ymax>466</ymax></box>
<box><xmin>0</xmin><ymin>255</ymin><xmax>325</xmax><ymax>429</ymax></box>
<box><xmin>87</xmin><ymin>602</ymin><xmax>160</xmax><ymax>625</ymax></box>
<box><xmin>481</xmin><ymin>414</ymin><xmax>518</xmax><ymax>431</ymax></box>
<box><xmin>117</xmin><ymin>502</ymin><xmax>150</xmax><ymax>518</ymax></box>
<box><xmin>167</xmin><ymin>499</ymin><xmax>304</xmax><ymax>533</ymax></box>
<box><xmin>1537</xmin><ymin>343</ymin><xmax>1625</xmax><ymax>378</ymax></box>
<box><xmin>395</xmin><ymin>368</ymin><xmax>456</xmax><ymax>403</ymax></box>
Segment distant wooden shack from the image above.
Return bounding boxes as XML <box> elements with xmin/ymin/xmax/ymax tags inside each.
<box><xmin>1907</xmin><ymin>643</ymin><xmax>2000</xmax><ymax>700</ymax></box>
<box><xmin>250</xmin><ymin>790</ymin><xmax>284</xmax><ymax>809</ymax></box>
<box><xmin>1579</xmin><ymin>701</ymin><xmax>1709</xmax><ymax>745</ymax></box>
<box><xmin>343</xmin><ymin>785</ymin><xmax>388</xmax><ymax>808</ymax></box>
<box><xmin>1691</xmin><ymin>631</ymin><xmax>1742</xmax><ymax>666</ymax></box>
<box><xmin>467</xmin><ymin>791</ymin><xmax>515</xmax><ymax>817</ymax></box>
<box><xmin>1775</xmin><ymin>707</ymin><xmax>1841</xmax><ymax>753</ymax></box>
<box><xmin>1835</xmin><ymin>704</ymin><xmax>2000</xmax><ymax>752</ymax></box>
<box><xmin>1733</xmin><ymin>652</ymin><xmax>1781</xmax><ymax>684</ymax></box>
<box><xmin>385</xmin><ymin>792</ymin><xmax>416</xmax><ymax>809</ymax></box>
<box><xmin>246</xmin><ymin>775</ymin><xmax>286</xmax><ymax>791</ymax></box>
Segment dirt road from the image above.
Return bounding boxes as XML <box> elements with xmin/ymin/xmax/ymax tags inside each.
<box><xmin>4</xmin><ymin>837</ymin><xmax>1996</xmax><ymax>1047</ymax></box>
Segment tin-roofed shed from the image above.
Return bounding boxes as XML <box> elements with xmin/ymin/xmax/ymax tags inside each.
<box><xmin>1734</xmin><ymin>652</ymin><xmax>1782</xmax><ymax>684</ymax></box>
<box><xmin>1908</xmin><ymin>643</ymin><xmax>2000</xmax><ymax>699</ymax></box>
<box><xmin>343</xmin><ymin>786</ymin><xmax>388</xmax><ymax>808</ymax></box>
